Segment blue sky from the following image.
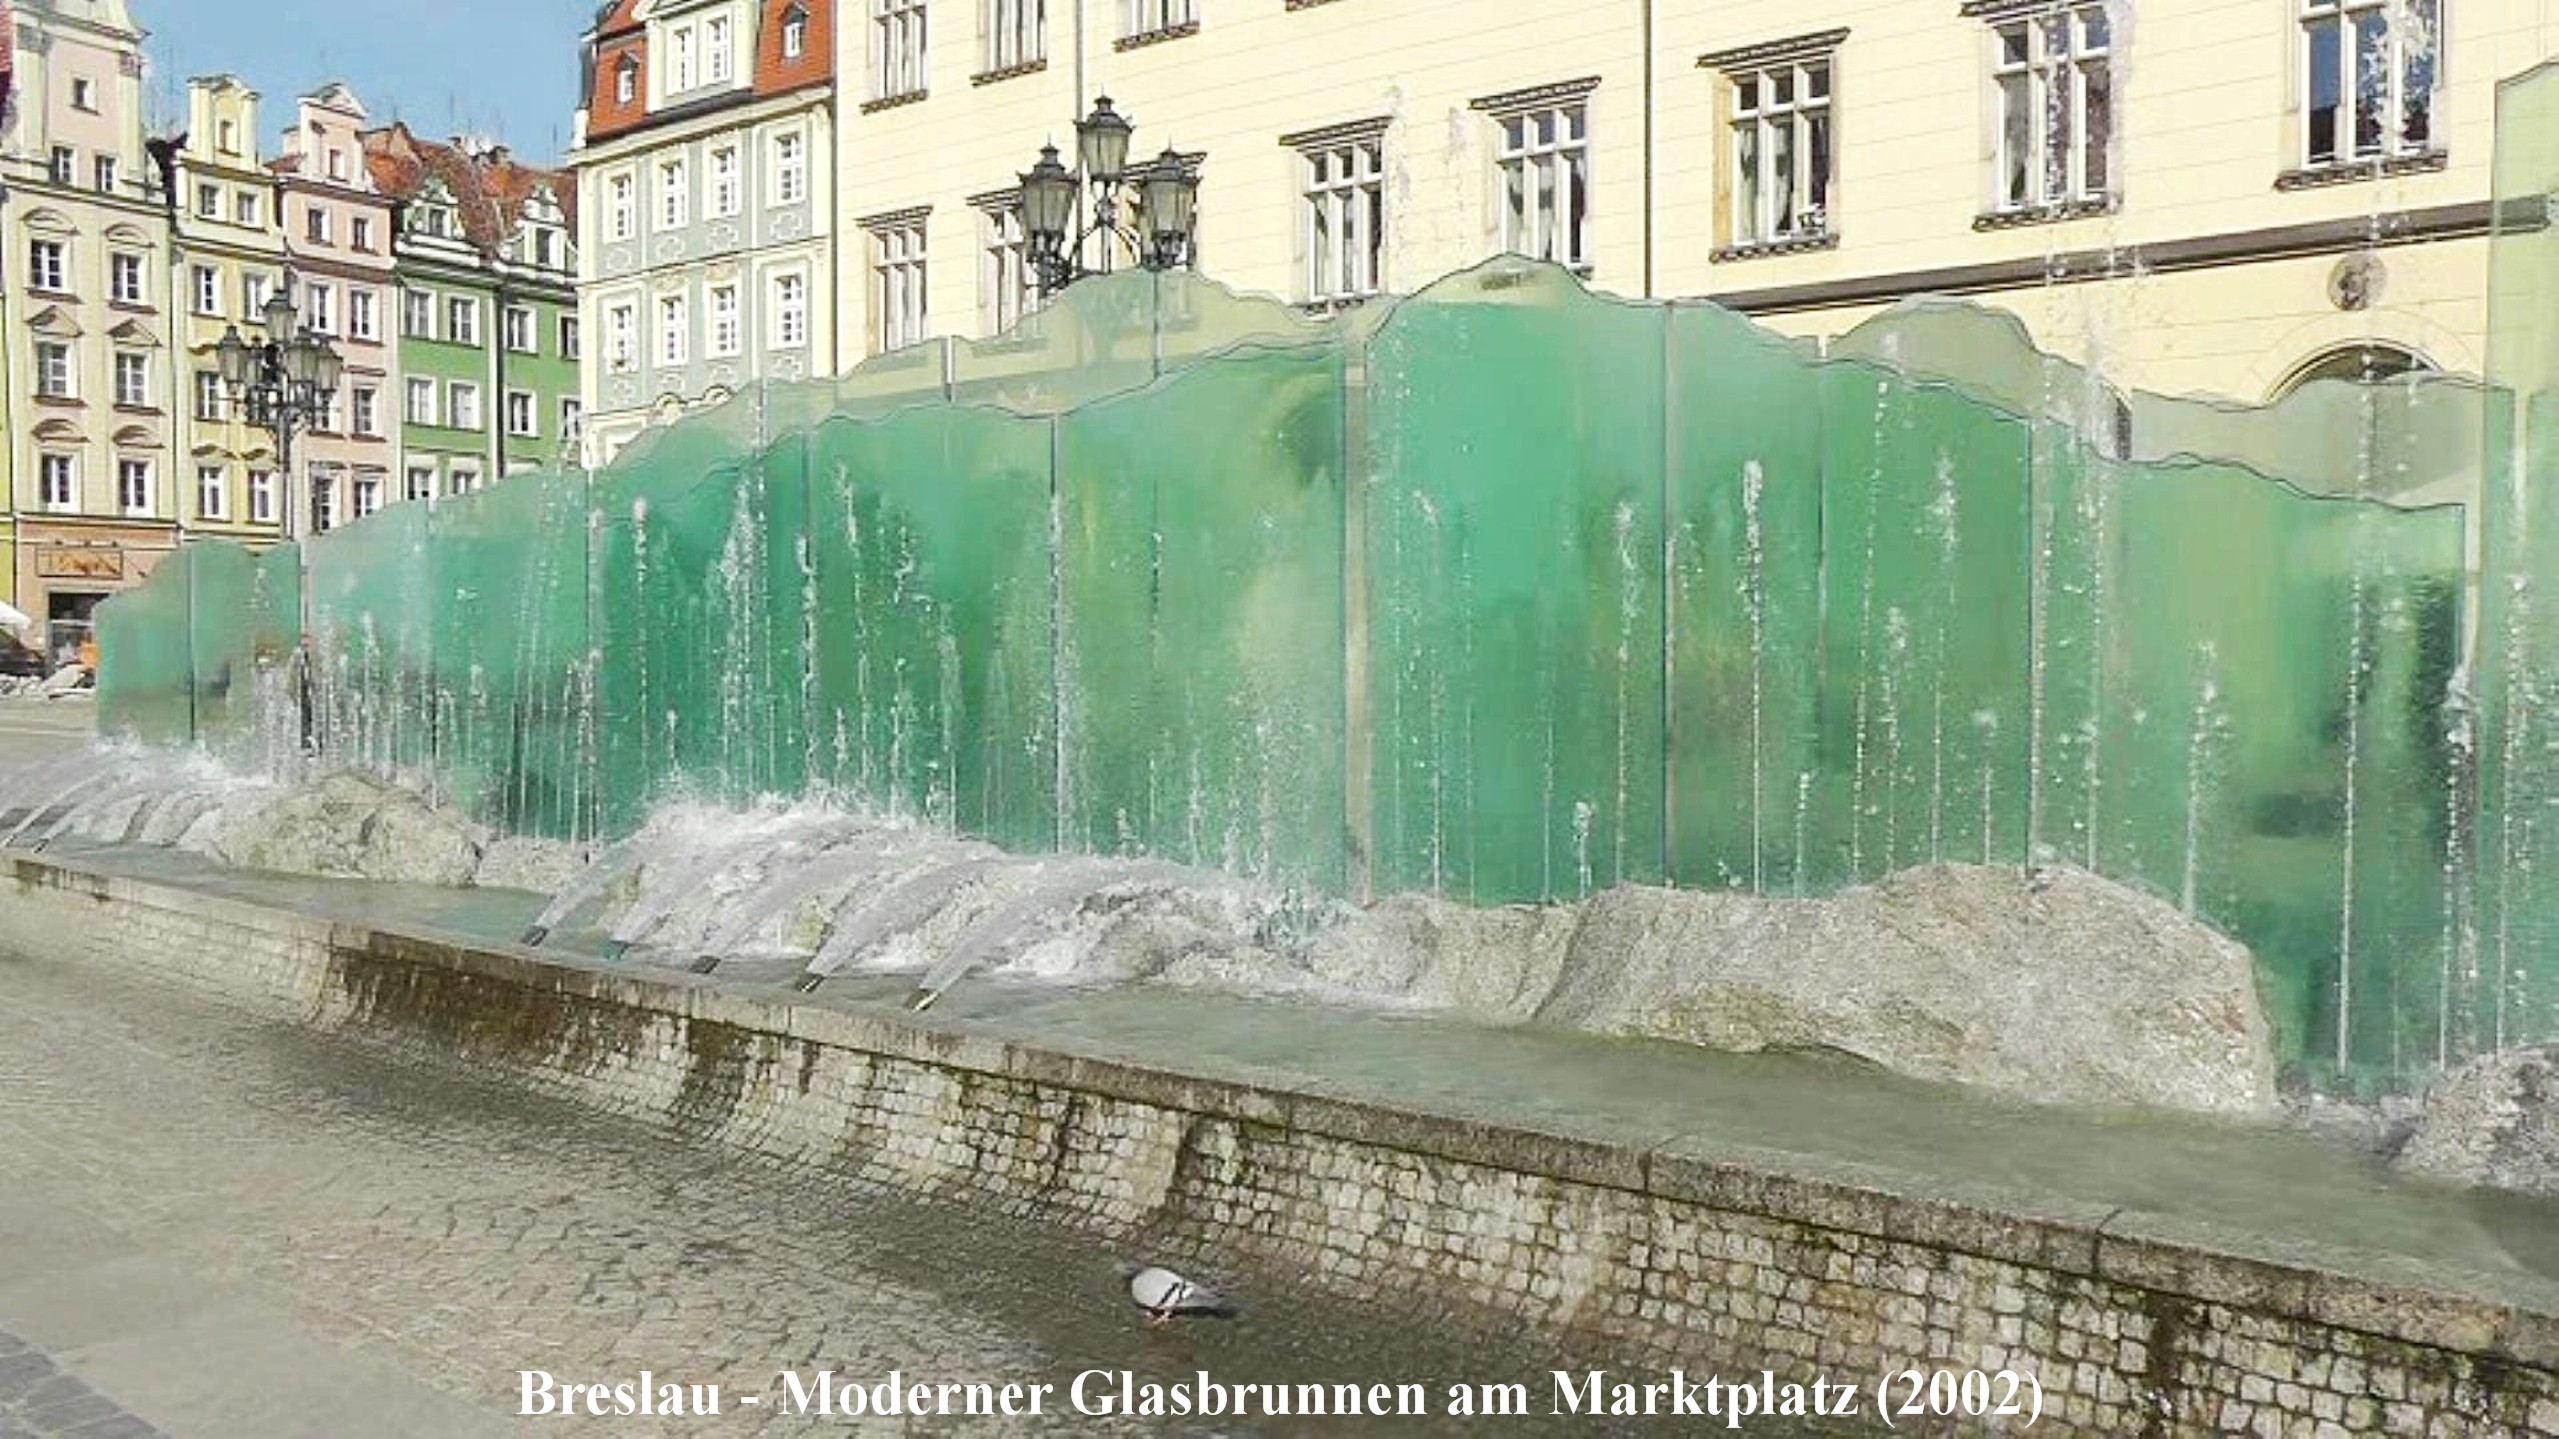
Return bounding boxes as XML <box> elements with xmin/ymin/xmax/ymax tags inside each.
<box><xmin>139</xmin><ymin>1</ymin><xmax>597</xmax><ymax>164</ymax></box>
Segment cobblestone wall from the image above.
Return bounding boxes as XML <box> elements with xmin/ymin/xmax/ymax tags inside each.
<box><xmin>7</xmin><ymin>855</ymin><xmax>2557</xmax><ymax>1438</ymax></box>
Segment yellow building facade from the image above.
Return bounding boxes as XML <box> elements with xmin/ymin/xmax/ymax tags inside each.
<box><xmin>831</xmin><ymin>0</ymin><xmax>2556</xmax><ymax>403</ymax></box>
<box><xmin>167</xmin><ymin>75</ymin><xmax>288</xmax><ymax>545</ymax></box>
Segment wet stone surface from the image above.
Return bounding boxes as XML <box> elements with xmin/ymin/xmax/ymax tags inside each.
<box><xmin>0</xmin><ymin>942</ymin><xmax>1808</xmax><ymax>1437</ymax></box>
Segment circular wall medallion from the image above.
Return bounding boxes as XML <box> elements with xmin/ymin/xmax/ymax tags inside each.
<box><xmin>2329</xmin><ymin>252</ymin><xmax>2385</xmax><ymax>312</ymax></box>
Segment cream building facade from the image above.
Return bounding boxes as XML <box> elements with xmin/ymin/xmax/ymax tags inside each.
<box><xmin>830</xmin><ymin>0</ymin><xmax>2557</xmax><ymax>403</ymax></box>
<box><xmin>165</xmin><ymin>74</ymin><xmax>287</xmax><ymax>546</ymax></box>
<box><xmin>0</xmin><ymin>0</ymin><xmax>170</xmax><ymax>657</ymax></box>
<box><xmin>273</xmin><ymin>82</ymin><xmax>399</xmax><ymax>535</ymax></box>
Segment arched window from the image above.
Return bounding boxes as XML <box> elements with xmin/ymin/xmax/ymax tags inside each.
<box><xmin>2274</xmin><ymin>342</ymin><xmax>2435</xmax><ymax>397</ymax></box>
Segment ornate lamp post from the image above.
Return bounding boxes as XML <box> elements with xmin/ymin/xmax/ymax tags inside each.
<box><xmin>214</xmin><ymin>275</ymin><xmax>343</xmax><ymax>752</ymax></box>
<box><xmin>1016</xmin><ymin>97</ymin><xmax>1202</xmax><ymax>297</ymax></box>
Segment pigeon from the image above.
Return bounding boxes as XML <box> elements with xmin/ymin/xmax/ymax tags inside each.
<box><xmin>1119</xmin><ymin>1261</ymin><xmax>1238</xmax><ymax>1324</ymax></box>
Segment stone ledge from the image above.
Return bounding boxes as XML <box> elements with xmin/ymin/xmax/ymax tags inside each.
<box><xmin>10</xmin><ymin>847</ymin><xmax>2559</xmax><ymax>1392</ymax></box>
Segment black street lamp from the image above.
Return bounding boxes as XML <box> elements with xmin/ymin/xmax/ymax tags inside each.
<box><xmin>1017</xmin><ymin>97</ymin><xmax>1202</xmax><ymax>297</ymax></box>
<box><xmin>213</xmin><ymin>274</ymin><xmax>343</xmax><ymax>752</ymax></box>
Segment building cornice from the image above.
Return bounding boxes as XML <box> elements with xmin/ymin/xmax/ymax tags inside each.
<box><xmin>1698</xmin><ymin>28</ymin><xmax>1850</xmax><ymax>72</ymax></box>
<box><xmin>575</xmin><ymin>81</ymin><xmax>831</xmax><ymax>156</ymax></box>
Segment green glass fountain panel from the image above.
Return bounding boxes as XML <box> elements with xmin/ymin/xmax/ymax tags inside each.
<box><xmin>805</xmin><ymin>406</ymin><xmax>1059</xmax><ymax>850</ymax></box>
<box><xmin>95</xmin><ymin>551</ymin><xmax>193</xmax><ymax>745</ymax></box>
<box><xmin>591</xmin><ymin>457</ymin><xmax>735</xmax><ymax>830</ymax></box>
<box><xmin>305</xmin><ymin>503</ymin><xmax>438</xmax><ymax>778</ymax></box>
<box><xmin>182</xmin><ymin>540</ymin><xmax>261</xmax><ymax>761</ymax></box>
<box><xmin>1364</xmin><ymin>284</ymin><xmax>1667</xmax><ymax>904</ymax></box>
<box><xmin>1057</xmin><ymin>345</ymin><xmax>1348</xmax><ymax>890</ymax></box>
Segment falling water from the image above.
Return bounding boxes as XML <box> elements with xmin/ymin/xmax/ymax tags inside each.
<box><xmin>2181</xmin><ymin>641</ymin><xmax>2223</xmax><ymax>916</ymax></box>
<box><xmin>1740</xmin><ymin>459</ymin><xmax>1767</xmax><ymax>893</ymax></box>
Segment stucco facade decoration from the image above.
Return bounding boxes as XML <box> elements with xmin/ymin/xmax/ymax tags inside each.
<box><xmin>827</xmin><ymin>0</ymin><xmax>2555</xmax><ymax>403</ymax></box>
<box><xmin>0</xmin><ymin>0</ymin><xmax>170</xmax><ymax>657</ymax></box>
<box><xmin>272</xmin><ymin>82</ymin><xmax>400</xmax><ymax>534</ymax></box>
<box><xmin>571</xmin><ymin>0</ymin><xmax>838</xmax><ymax>466</ymax></box>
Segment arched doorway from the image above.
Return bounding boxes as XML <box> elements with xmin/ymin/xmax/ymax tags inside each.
<box><xmin>2272</xmin><ymin>342</ymin><xmax>2437</xmax><ymax>397</ymax></box>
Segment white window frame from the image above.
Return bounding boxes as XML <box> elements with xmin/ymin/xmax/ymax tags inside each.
<box><xmin>449</xmin><ymin>381</ymin><xmax>482</xmax><ymax>431</ymax></box>
<box><xmin>405</xmin><ymin>466</ymin><xmax>436</xmax><ymax>503</ymax></box>
<box><xmin>560</xmin><ymin>314</ymin><xmax>582</xmax><ymax>359</ymax></box>
<box><xmin>981</xmin><ymin>203</ymin><xmax>1032</xmax><ymax>334</ymax></box>
<box><xmin>193</xmin><ymin>264</ymin><xmax>221</xmax><ymax>315</ymax></box>
<box><xmin>117</xmin><ymin>459</ymin><xmax>152</xmax><ymax>517</ymax></box>
<box><xmin>874</xmin><ymin>0</ymin><xmax>929</xmax><ymax>100</ymax></box>
<box><xmin>705</xmin><ymin>14</ymin><xmax>734</xmax><ymax>82</ymax></box>
<box><xmin>235</xmin><ymin>191</ymin><xmax>261</xmax><ymax>226</ymax></box>
<box><xmin>405</xmin><ymin>290</ymin><xmax>436</xmax><ymax>338</ymax></box>
<box><xmin>1299</xmin><ymin>131</ymin><xmax>1385</xmax><ymax>304</ymax></box>
<box><xmin>1123</xmin><ymin>0</ymin><xmax>1193</xmax><ymax>37</ymax></box>
<box><xmin>406</xmin><ymin>377</ymin><xmax>438</xmax><ymax>425</ymax></box>
<box><xmin>110</xmin><ymin>251</ymin><xmax>145</xmax><ymax>304</ymax></box>
<box><xmin>448</xmin><ymin>296</ymin><xmax>481</xmax><ymax>346</ymax></box>
<box><xmin>35</xmin><ymin>342</ymin><xmax>73</xmax><ymax>399</ymax></box>
<box><xmin>2300</xmin><ymin>0</ymin><xmax>2442</xmax><ymax>168</ymax></box>
<box><xmin>40</xmin><ymin>454</ymin><xmax>75</xmax><ymax>512</ymax></box>
<box><xmin>1991</xmin><ymin>5</ymin><xmax>2114</xmax><ymax>212</ymax></box>
<box><xmin>870</xmin><ymin>222</ymin><xmax>927</xmax><ymax>351</ymax></box>
<box><xmin>772</xmin><ymin>270</ymin><xmax>809</xmax><ymax>349</ymax></box>
<box><xmin>616</xmin><ymin>56</ymin><xmax>639</xmax><ymax>105</ymax></box>
<box><xmin>29</xmin><ymin>239</ymin><xmax>66</xmax><ymax>293</ymax></box>
<box><xmin>354</xmin><ymin>471</ymin><xmax>383</xmax><ymax>518</ymax></box>
<box><xmin>506</xmin><ymin>389</ymin><xmax>538</xmax><ymax>438</ymax></box>
<box><xmin>1725</xmin><ymin>49</ymin><xmax>1836</xmax><ymax>248</ymax></box>
<box><xmin>249</xmin><ymin>468</ymin><xmax>276</xmax><ymax>524</ymax></box>
<box><xmin>986</xmin><ymin>0</ymin><xmax>1045</xmax><ymax>71</ymax></box>
<box><xmin>710</xmin><ymin>145</ymin><xmax>742</xmax><ymax>218</ymax></box>
<box><xmin>561</xmin><ymin>397</ymin><xmax>584</xmax><ymax>440</ymax></box>
<box><xmin>306</xmin><ymin>281</ymin><xmax>338</xmax><ymax>335</ymax></box>
<box><xmin>608</xmin><ymin>172</ymin><xmax>636</xmax><ymax>240</ymax></box>
<box><xmin>659</xmin><ymin>292</ymin><xmax>689</xmax><ymax>366</ymax></box>
<box><xmin>196</xmin><ymin>182</ymin><xmax>220</xmax><ymax>218</ymax></box>
<box><xmin>784</xmin><ymin>8</ymin><xmax>808</xmax><ymax>57</ymax></box>
<box><xmin>349</xmin><ymin>288</ymin><xmax>379</xmax><ymax>341</ymax></box>
<box><xmin>1492</xmin><ymin>97</ymin><xmax>1592</xmax><ymax>272</ymax></box>
<box><xmin>504</xmin><ymin>305</ymin><xmax>536</xmax><ymax>353</ymax></box>
<box><xmin>198</xmin><ymin>464</ymin><xmax>229</xmax><ymax>521</ymax></box>
<box><xmin>771</xmin><ymin>131</ymin><xmax>808</xmax><ymax>206</ymax></box>
<box><xmin>113</xmin><ymin>351</ymin><xmax>148</xmax><ymax>407</ymax></box>
<box><xmin>195</xmin><ymin>369</ymin><xmax>224</xmax><ymax>421</ymax></box>
<box><xmin>669</xmin><ymin>22</ymin><xmax>698</xmax><ymax>92</ymax></box>
<box><xmin>709</xmin><ymin>282</ymin><xmax>742</xmax><ymax>357</ymax></box>
<box><xmin>658</xmin><ymin>156</ymin><xmax>689</xmax><ymax>231</ymax></box>
<box><xmin>351</xmin><ymin>385</ymin><xmax>380</xmax><ymax>437</ymax></box>
<box><xmin>607</xmin><ymin>302</ymin><xmax>638</xmax><ymax>373</ymax></box>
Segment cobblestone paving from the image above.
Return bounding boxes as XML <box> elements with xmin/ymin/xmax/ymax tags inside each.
<box><xmin>0</xmin><ymin>1326</ymin><xmax>165</xmax><ymax>1439</ymax></box>
<box><xmin>0</xmin><ymin>941</ymin><xmax>1752</xmax><ymax>1437</ymax></box>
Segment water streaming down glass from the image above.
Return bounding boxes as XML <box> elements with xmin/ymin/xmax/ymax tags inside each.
<box><xmin>86</xmin><ymin>100</ymin><xmax>2559</xmax><ymax>1096</ymax></box>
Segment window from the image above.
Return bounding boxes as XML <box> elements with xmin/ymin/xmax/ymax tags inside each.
<box><xmin>352</xmin><ymin>216</ymin><xmax>375</xmax><ymax>251</ymax></box>
<box><xmin>981</xmin><ymin>205</ymin><xmax>1032</xmax><ymax>333</ymax></box>
<box><xmin>784</xmin><ymin>6</ymin><xmax>808</xmax><ymax>57</ymax></box>
<box><xmin>193</xmin><ymin>265</ymin><xmax>220</xmax><ymax>315</ymax></box>
<box><xmin>1494</xmin><ymin>99</ymin><xmax>1591</xmax><ymax>271</ymax></box>
<box><xmin>41</xmin><ymin>455</ymin><xmax>74</xmax><ymax>511</ymax></box>
<box><xmin>1123</xmin><ymin>0</ymin><xmax>1193</xmax><ymax>36</ymax></box>
<box><xmin>874</xmin><ymin>0</ymin><xmax>928</xmax><ymax>99</ymax></box>
<box><xmin>218</xmin><ymin>119</ymin><xmax>239</xmax><ymax>154</ymax></box>
<box><xmin>243</xmin><ymin>271</ymin><xmax>272</xmax><ymax>320</ymax></box>
<box><xmin>198</xmin><ymin>465</ymin><xmax>229</xmax><ymax>521</ymax></box>
<box><xmin>608</xmin><ymin>173</ymin><xmax>636</xmax><ymax>240</ymax></box>
<box><xmin>406</xmin><ymin>467</ymin><xmax>435</xmax><ymax>503</ymax></box>
<box><xmin>772</xmin><ymin>133</ymin><xmax>808</xmax><ymax>205</ymax></box>
<box><xmin>449</xmin><ymin>465</ymin><xmax>481</xmax><ymax>496</ymax></box>
<box><xmin>988</xmin><ymin>0</ymin><xmax>1045</xmax><ymax>70</ymax></box>
<box><xmin>29</xmin><ymin>239</ymin><xmax>66</xmax><ymax>293</ymax></box>
<box><xmin>249</xmin><ymin>469</ymin><xmax>276</xmax><ymax>523</ymax></box>
<box><xmin>114</xmin><ymin>352</ymin><xmax>148</xmax><ymax>406</ymax></box>
<box><xmin>448</xmin><ymin>296</ymin><xmax>480</xmax><ymax>345</ymax></box>
<box><xmin>2302</xmin><ymin>0</ymin><xmax>2440</xmax><ymax>167</ymax></box>
<box><xmin>616</xmin><ymin>55</ymin><xmax>638</xmax><ymax>105</ymax></box>
<box><xmin>449</xmin><ymin>382</ymin><xmax>482</xmax><ymax>430</ymax></box>
<box><xmin>561</xmin><ymin>397</ymin><xmax>584</xmax><ymax>440</ymax></box>
<box><xmin>872</xmin><ymin>221</ymin><xmax>927</xmax><ymax>350</ymax></box>
<box><xmin>35</xmin><ymin>342</ymin><xmax>72</xmax><ymax>399</ymax></box>
<box><xmin>316</xmin><ymin>387</ymin><xmax>343</xmax><ymax>434</ymax></box>
<box><xmin>1992</xmin><ymin>6</ymin><xmax>2113</xmax><ymax>211</ymax></box>
<box><xmin>406</xmin><ymin>377</ymin><xmax>438</xmax><ymax>425</ymax></box>
<box><xmin>47</xmin><ymin>146</ymin><xmax>72</xmax><ymax>185</ymax></box>
<box><xmin>1300</xmin><ymin>133</ymin><xmax>1384</xmax><ymax>303</ymax></box>
<box><xmin>507</xmin><ymin>390</ymin><xmax>537</xmax><ymax>436</ymax></box>
<box><xmin>94</xmin><ymin>155</ymin><xmax>117</xmax><ymax>193</ymax></box>
<box><xmin>659</xmin><ymin>157</ymin><xmax>689</xmax><ymax>230</ymax></box>
<box><xmin>404</xmin><ymin>290</ymin><xmax>435</xmax><ymax>338</ymax></box>
<box><xmin>504</xmin><ymin>305</ymin><xmax>535</xmax><ymax>352</ymax></box>
<box><xmin>709</xmin><ymin>283</ymin><xmax>741</xmax><ymax>356</ymax></box>
<box><xmin>350</xmin><ymin>289</ymin><xmax>379</xmax><ymax>341</ymax></box>
<box><xmin>607</xmin><ymin>303</ymin><xmax>637</xmax><ymax>372</ymax></box>
<box><xmin>326</xmin><ymin>149</ymin><xmax>349</xmax><ymax>183</ymax></box>
<box><xmin>560</xmin><ymin>314</ymin><xmax>582</xmax><ymax>358</ymax></box>
<box><xmin>197</xmin><ymin>182</ymin><xmax>221</xmax><ymax>218</ymax></box>
<box><xmin>118</xmin><ymin>460</ymin><xmax>151</xmax><ymax>517</ymax></box>
<box><xmin>1726</xmin><ymin>49</ymin><xmax>1834</xmax><ymax>247</ymax></box>
<box><xmin>706</xmin><ymin>15</ymin><xmax>733</xmax><ymax>82</ymax></box>
<box><xmin>414</xmin><ymin>202</ymin><xmax>452</xmax><ymax>240</ymax></box>
<box><xmin>306</xmin><ymin>282</ymin><xmax>337</xmax><ymax>334</ymax></box>
<box><xmin>773</xmin><ymin>271</ymin><xmax>809</xmax><ymax>348</ymax></box>
<box><xmin>196</xmin><ymin>370</ymin><xmax>224</xmax><ymax>421</ymax></box>
<box><xmin>71</xmin><ymin>78</ymin><xmax>97</xmax><ymax>111</ymax></box>
<box><xmin>670</xmin><ymin>24</ymin><xmax>697</xmax><ymax>91</ymax></box>
<box><xmin>658</xmin><ymin>293</ymin><xmax>689</xmax><ymax>365</ymax></box>
<box><xmin>710</xmin><ymin>145</ymin><xmax>741</xmax><ymax>217</ymax></box>
<box><xmin>312</xmin><ymin>465</ymin><xmax>340</xmax><ymax>533</ymax></box>
<box><xmin>111</xmin><ymin>251</ymin><xmax>145</xmax><ymax>305</ymax></box>
<box><xmin>354</xmin><ymin>472</ymin><xmax>382</xmax><ymax>518</ymax></box>
<box><xmin>351</xmin><ymin>385</ymin><xmax>379</xmax><ymax>436</ymax></box>
<box><xmin>236</xmin><ymin>191</ymin><xmax>261</xmax><ymax>226</ymax></box>
<box><xmin>306</xmin><ymin>206</ymin><xmax>331</xmax><ymax>244</ymax></box>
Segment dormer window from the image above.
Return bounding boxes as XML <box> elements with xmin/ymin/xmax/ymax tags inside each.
<box><xmin>784</xmin><ymin>4</ymin><xmax>809</xmax><ymax>57</ymax></box>
<box><xmin>616</xmin><ymin>55</ymin><xmax>638</xmax><ymax>105</ymax></box>
<box><xmin>217</xmin><ymin>119</ymin><xmax>239</xmax><ymax>154</ymax></box>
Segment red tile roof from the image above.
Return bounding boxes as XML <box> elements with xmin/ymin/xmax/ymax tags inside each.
<box><xmin>583</xmin><ymin>1</ymin><xmax>832</xmax><ymax>145</ymax></box>
<box><xmin>360</xmin><ymin>122</ymin><xmax>576</xmax><ymax>264</ymax></box>
<box><xmin>755</xmin><ymin>0</ymin><xmax>833</xmax><ymax>96</ymax></box>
